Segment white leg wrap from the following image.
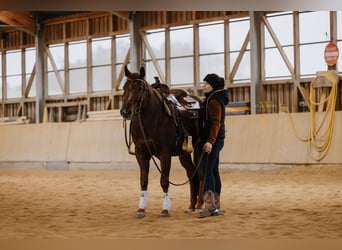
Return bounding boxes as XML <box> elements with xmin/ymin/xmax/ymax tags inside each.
<box><xmin>139</xmin><ymin>191</ymin><xmax>148</xmax><ymax>209</ymax></box>
<box><xmin>162</xmin><ymin>192</ymin><xmax>171</xmax><ymax>210</ymax></box>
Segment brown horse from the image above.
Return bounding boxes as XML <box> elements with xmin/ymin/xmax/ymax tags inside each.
<box><xmin>120</xmin><ymin>66</ymin><xmax>203</xmax><ymax>218</ymax></box>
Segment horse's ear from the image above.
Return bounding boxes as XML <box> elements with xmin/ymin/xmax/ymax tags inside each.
<box><xmin>139</xmin><ymin>66</ymin><xmax>145</xmax><ymax>78</ymax></box>
<box><xmin>124</xmin><ymin>65</ymin><xmax>131</xmax><ymax>77</ymax></box>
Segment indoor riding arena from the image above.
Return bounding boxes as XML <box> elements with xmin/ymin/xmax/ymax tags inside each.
<box><xmin>0</xmin><ymin>9</ymin><xmax>342</xmax><ymax>240</ymax></box>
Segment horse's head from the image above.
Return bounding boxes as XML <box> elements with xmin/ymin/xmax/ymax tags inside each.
<box><xmin>120</xmin><ymin>66</ymin><xmax>148</xmax><ymax>120</ymax></box>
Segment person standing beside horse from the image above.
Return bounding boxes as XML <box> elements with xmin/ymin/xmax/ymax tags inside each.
<box><xmin>198</xmin><ymin>73</ymin><xmax>229</xmax><ymax>218</ymax></box>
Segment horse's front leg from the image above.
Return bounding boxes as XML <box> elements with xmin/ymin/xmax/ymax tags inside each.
<box><xmin>136</xmin><ymin>152</ymin><xmax>150</xmax><ymax>219</ymax></box>
<box><xmin>159</xmin><ymin>154</ymin><xmax>172</xmax><ymax>218</ymax></box>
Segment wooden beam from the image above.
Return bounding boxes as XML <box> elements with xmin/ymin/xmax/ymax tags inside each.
<box><xmin>1</xmin><ymin>53</ymin><xmax>5</xmax><ymax>116</ymax></box>
<box><xmin>35</xmin><ymin>20</ymin><xmax>45</xmax><ymax>123</ymax></box>
<box><xmin>110</xmin><ymin>11</ymin><xmax>130</xmax><ymax>22</ymax></box>
<box><xmin>249</xmin><ymin>11</ymin><xmax>263</xmax><ymax>115</ymax></box>
<box><xmin>0</xmin><ymin>11</ymin><xmax>34</xmax><ymax>27</ymax></box>
<box><xmin>24</xmin><ymin>64</ymin><xmax>36</xmax><ymax>98</ymax></box>
<box><xmin>45</xmin><ymin>47</ymin><xmax>65</xmax><ymax>93</ymax></box>
<box><xmin>165</xmin><ymin>27</ymin><xmax>170</xmax><ymax>85</ymax></box>
<box><xmin>86</xmin><ymin>36</ymin><xmax>92</xmax><ymax>94</ymax></box>
<box><xmin>293</xmin><ymin>11</ymin><xmax>300</xmax><ymax>112</ymax></box>
<box><xmin>193</xmin><ymin>23</ymin><xmax>199</xmax><ymax>95</ymax></box>
<box><xmin>260</xmin><ymin>17</ymin><xmax>265</xmax><ymax>86</ymax></box>
<box><xmin>229</xmin><ymin>31</ymin><xmax>250</xmax><ymax>82</ymax></box>
<box><xmin>0</xmin><ymin>11</ymin><xmax>35</xmax><ymax>35</ymax></box>
<box><xmin>329</xmin><ymin>11</ymin><xmax>337</xmax><ymax>71</ymax></box>
<box><xmin>129</xmin><ymin>12</ymin><xmax>142</xmax><ymax>71</ymax></box>
<box><xmin>330</xmin><ymin>11</ymin><xmax>337</xmax><ymax>43</ymax></box>
<box><xmin>262</xmin><ymin>16</ymin><xmax>295</xmax><ymax>77</ymax></box>
<box><xmin>140</xmin><ymin>31</ymin><xmax>166</xmax><ymax>84</ymax></box>
<box><xmin>224</xmin><ymin>20</ymin><xmax>230</xmax><ymax>83</ymax></box>
<box><xmin>111</xmin><ymin>35</ymin><xmax>116</xmax><ymax>98</ymax></box>
<box><xmin>64</xmin><ymin>42</ymin><xmax>69</xmax><ymax>101</ymax></box>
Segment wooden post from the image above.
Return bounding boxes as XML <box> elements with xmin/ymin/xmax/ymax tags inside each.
<box><xmin>293</xmin><ymin>11</ymin><xmax>300</xmax><ymax>112</ymax></box>
<box><xmin>129</xmin><ymin>12</ymin><xmax>142</xmax><ymax>72</ymax></box>
<box><xmin>193</xmin><ymin>23</ymin><xmax>199</xmax><ymax>96</ymax></box>
<box><xmin>35</xmin><ymin>19</ymin><xmax>45</xmax><ymax>123</ymax></box>
<box><xmin>224</xmin><ymin>20</ymin><xmax>230</xmax><ymax>85</ymax></box>
<box><xmin>249</xmin><ymin>11</ymin><xmax>263</xmax><ymax>114</ymax></box>
<box><xmin>165</xmin><ymin>27</ymin><xmax>170</xmax><ymax>85</ymax></box>
<box><xmin>1</xmin><ymin>52</ymin><xmax>5</xmax><ymax>117</ymax></box>
<box><xmin>328</xmin><ymin>11</ymin><xmax>337</xmax><ymax>71</ymax></box>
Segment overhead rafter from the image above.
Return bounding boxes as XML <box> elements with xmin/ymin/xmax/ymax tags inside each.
<box><xmin>0</xmin><ymin>11</ymin><xmax>35</xmax><ymax>36</ymax></box>
<box><xmin>109</xmin><ymin>11</ymin><xmax>131</xmax><ymax>21</ymax></box>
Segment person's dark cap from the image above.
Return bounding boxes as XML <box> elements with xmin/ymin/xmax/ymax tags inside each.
<box><xmin>203</xmin><ymin>73</ymin><xmax>224</xmax><ymax>90</ymax></box>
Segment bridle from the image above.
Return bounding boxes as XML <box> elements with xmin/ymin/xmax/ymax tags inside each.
<box><xmin>122</xmin><ymin>78</ymin><xmax>150</xmax><ymax>118</ymax></box>
<box><xmin>122</xmin><ymin>77</ymin><xmax>149</xmax><ymax>155</ymax></box>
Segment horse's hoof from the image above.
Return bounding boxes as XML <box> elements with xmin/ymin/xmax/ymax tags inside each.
<box><xmin>159</xmin><ymin>210</ymin><xmax>171</xmax><ymax>218</ymax></box>
<box><xmin>135</xmin><ymin>211</ymin><xmax>146</xmax><ymax>219</ymax></box>
<box><xmin>136</xmin><ymin>209</ymin><xmax>146</xmax><ymax>219</ymax></box>
<box><xmin>184</xmin><ymin>208</ymin><xmax>196</xmax><ymax>213</ymax></box>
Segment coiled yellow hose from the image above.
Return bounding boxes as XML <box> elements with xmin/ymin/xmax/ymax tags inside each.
<box><xmin>287</xmin><ymin>71</ymin><xmax>338</xmax><ymax>161</ymax></box>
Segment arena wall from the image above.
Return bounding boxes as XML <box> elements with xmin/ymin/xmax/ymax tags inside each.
<box><xmin>223</xmin><ymin>112</ymin><xmax>342</xmax><ymax>166</ymax></box>
<box><xmin>0</xmin><ymin>111</ymin><xmax>341</xmax><ymax>170</ymax></box>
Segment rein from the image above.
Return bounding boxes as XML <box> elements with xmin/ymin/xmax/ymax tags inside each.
<box><xmin>123</xmin><ymin>120</ymin><xmax>135</xmax><ymax>155</ymax></box>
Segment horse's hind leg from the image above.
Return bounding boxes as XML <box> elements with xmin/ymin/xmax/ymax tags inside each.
<box><xmin>179</xmin><ymin>153</ymin><xmax>198</xmax><ymax>211</ymax></box>
<box><xmin>159</xmin><ymin>154</ymin><xmax>172</xmax><ymax>218</ymax></box>
<box><xmin>193</xmin><ymin>145</ymin><xmax>204</xmax><ymax>210</ymax></box>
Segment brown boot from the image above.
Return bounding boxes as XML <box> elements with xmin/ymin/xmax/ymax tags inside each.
<box><xmin>198</xmin><ymin>190</ymin><xmax>216</xmax><ymax>218</ymax></box>
<box><xmin>203</xmin><ymin>190</ymin><xmax>217</xmax><ymax>211</ymax></box>
<box><xmin>212</xmin><ymin>193</ymin><xmax>224</xmax><ymax>216</ymax></box>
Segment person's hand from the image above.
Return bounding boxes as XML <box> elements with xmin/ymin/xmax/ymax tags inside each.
<box><xmin>203</xmin><ymin>142</ymin><xmax>212</xmax><ymax>154</ymax></box>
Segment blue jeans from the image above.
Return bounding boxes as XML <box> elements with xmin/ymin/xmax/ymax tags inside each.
<box><xmin>200</xmin><ymin>138</ymin><xmax>224</xmax><ymax>195</ymax></box>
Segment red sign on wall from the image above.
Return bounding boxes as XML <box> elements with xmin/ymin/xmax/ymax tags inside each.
<box><xmin>324</xmin><ymin>42</ymin><xmax>339</xmax><ymax>66</ymax></box>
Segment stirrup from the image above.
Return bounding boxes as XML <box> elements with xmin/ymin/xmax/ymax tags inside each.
<box><xmin>182</xmin><ymin>136</ymin><xmax>193</xmax><ymax>153</ymax></box>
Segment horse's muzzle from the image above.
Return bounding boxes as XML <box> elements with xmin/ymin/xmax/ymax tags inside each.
<box><xmin>120</xmin><ymin>108</ymin><xmax>132</xmax><ymax>120</ymax></box>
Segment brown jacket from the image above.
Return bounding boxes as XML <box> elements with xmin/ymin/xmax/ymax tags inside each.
<box><xmin>206</xmin><ymin>99</ymin><xmax>222</xmax><ymax>144</ymax></box>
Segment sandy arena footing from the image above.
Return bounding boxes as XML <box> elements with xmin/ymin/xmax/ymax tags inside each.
<box><xmin>0</xmin><ymin>165</ymin><xmax>341</xmax><ymax>239</ymax></box>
